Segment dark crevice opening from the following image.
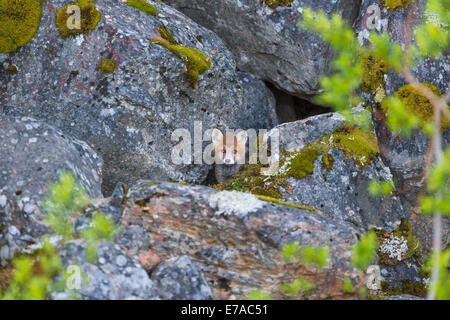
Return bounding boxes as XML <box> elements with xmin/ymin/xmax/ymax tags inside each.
<box><xmin>265</xmin><ymin>82</ymin><xmax>332</xmax><ymax>124</ymax></box>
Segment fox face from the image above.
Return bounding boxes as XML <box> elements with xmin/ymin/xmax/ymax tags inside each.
<box><xmin>211</xmin><ymin>128</ymin><xmax>248</xmax><ymax>166</ymax></box>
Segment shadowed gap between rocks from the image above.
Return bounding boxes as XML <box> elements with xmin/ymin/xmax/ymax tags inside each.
<box><xmin>265</xmin><ymin>82</ymin><xmax>332</xmax><ymax>124</ymax></box>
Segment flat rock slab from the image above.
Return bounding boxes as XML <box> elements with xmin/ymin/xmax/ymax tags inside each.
<box><xmin>118</xmin><ymin>181</ymin><xmax>363</xmax><ymax>299</ymax></box>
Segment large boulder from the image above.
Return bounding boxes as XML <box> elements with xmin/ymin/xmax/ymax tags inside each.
<box><xmin>0</xmin><ymin>116</ymin><xmax>102</xmax><ymax>264</ymax></box>
<box><xmin>354</xmin><ymin>0</ymin><xmax>448</xmax><ymax>95</ymax></box>
<box><xmin>0</xmin><ymin>0</ymin><xmax>277</xmax><ymax>195</ymax></box>
<box><xmin>354</xmin><ymin>0</ymin><xmax>449</xmax><ymax>251</ymax></box>
<box><xmin>118</xmin><ymin>181</ymin><xmax>364</xmax><ymax>299</ymax></box>
<box><xmin>217</xmin><ymin>112</ymin><xmax>405</xmax><ymax>231</ymax></box>
<box><xmin>54</xmin><ymin>240</ymin><xmax>156</xmax><ymax>300</ymax></box>
<box><xmin>163</xmin><ymin>0</ymin><xmax>362</xmax><ymax>99</ymax></box>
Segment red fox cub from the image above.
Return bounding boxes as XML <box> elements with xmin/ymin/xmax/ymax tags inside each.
<box><xmin>211</xmin><ymin>128</ymin><xmax>248</xmax><ymax>183</ymax></box>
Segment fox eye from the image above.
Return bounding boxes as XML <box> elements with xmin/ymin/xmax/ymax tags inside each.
<box><xmin>232</xmin><ymin>150</ymin><xmax>238</xmax><ymax>154</ymax></box>
<box><xmin>221</xmin><ymin>149</ymin><xmax>226</xmax><ymax>154</ymax></box>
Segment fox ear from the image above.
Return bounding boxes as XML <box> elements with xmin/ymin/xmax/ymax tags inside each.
<box><xmin>235</xmin><ymin>130</ymin><xmax>248</xmax><ymax>144</ymax></box>
<box><xmin>211</xmin><ymin>128</ymin><xmax>223</xmax><ymax>145</ymax></box>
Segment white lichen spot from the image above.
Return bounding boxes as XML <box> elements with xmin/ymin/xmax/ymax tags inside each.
<box><xmin>379</xmin><ymin>235</ymin><xmax>408</xmax><ymax>261</ymax></box>
<box><xmin>0</xmin><ymin>195</ymin><xmax>6</xmax><ymax>207</ymax></box>
<box><xmin>208</xmin><ymin>191</ymin><xmax>264</xmax><ymax>218</ymax></box>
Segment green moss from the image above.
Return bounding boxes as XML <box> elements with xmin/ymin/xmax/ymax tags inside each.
<box><xmin>151</xmin><ymin>26</ymin><xmax>212</xmax><ymax>89</ymax></box>
<box><xmin>380</xmin><ymin>0</ymin><xmax>411</xmax><ymax>10</ymax></box>
<box><xmin>381</xmin><ymin>279</ymin><xmax>427</xmax><ymax>298</ymax></box>
<box><xmin>386</xmin><ymin>83</ymin><xmax>450</xmax><ymax>130</ymax></box>
<box><xmin>359</xmin><ymin>53</ymin><xmax>387</xmax><ymax>93</ymax></box>
<box><xmin>321</xmin><ymin>153</ymin><xmax>335</xmax><ymax>171</ymax></box>
<box><xmin>254</xmin><ymin>194</ymin><xmax>328</xmax><ymax>216</ymax></box>
<box><xmin>124</xmin><ymin>0</ymin><xmax>156</xmax><ymax>16</ymax></box>
<box><xmin>263</xmin><ymin>0</ymin><xmax>294</xmax><ymax>8</ymax></box>
<box><xmin>286</xmin><ymin>143</ymin><xmax>325</xmax><ymax>179</ymax></box>
<box><xmin>287</xmin><ymin>125</ymin><xmax>379</xmax><ymax>179</ymax></box>
<box><xmin>0</xmin><ymin>0</ymin><xmax>42</xmax><ymax>53</ymax></box>
<box><xmin>6</xmin><ymin>65</ymin><xmax>18</xmax><ymax>74</ymax></box>
<box><xmin>214</xmin><ymin>125</ymin><xmax>379</xmax><ymax>201</ymax></box>
<box><xmin>329</xmin><ymin>125</ymin><xmax>379</xmax><ymax>168</ymax></box>
<box><xmin>98</xmin><ymin>59</ymin><xmax>116</xmax><ymax>74</ymax></box>
<box><xmin>56</xmin><ymin>0</ymin><xmax>101</xmax><ymax>39</ymax></box>
<box><xmin>374</xmin><ymin>219</ymin><xmax>422</xmax><ymax>266</ymax></box>
<box><xmin>418</xmin><ymin>266</ymin><xmax>431</xmax><ymax>279</ymax></box>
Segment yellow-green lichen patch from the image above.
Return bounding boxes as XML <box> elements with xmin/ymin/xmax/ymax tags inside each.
<box><xmin>56</xmin><ymin>0</ymin><xmax>101</xmax><ymax>39</ymax></box>
<box><xmin>263</xmin><ymin>0</ymin><xmax>294</xmax><ymax>8</ymax></box>
<box><xmin>328</xmin><ymin>125</ymin><xmax>379</xmax><ymax>169</ymax></box>
<box><xmin>359</xmin><ymin>53</ymin><xmax>387</xmax><ymax>93</ymax></box>
<box><xmin>98</xmin><ymin>59</ymin><xmax>116</xmax><ymax>74</ymax></box>
<box><xmin>214</xmin><ymin>125</ymin><xmax>379</xmax><ymax>200</ymax></box>
<box><xmin>321</xmin><ymin>153</ymin><xmax>334</xmax><ymax>171</ymax></box>
<box><xmin>150</xmin><ymin>26</ymin><xmax>212</xmax><ymax>89</ymax></box>
<box><xmin>380</xmin><ymin>0</ymin><xmax>411</xmax><ymax>10</ymax></box>
<box><xmin>6</xmin><ymin>65</ymin><xmax>18</xmax><ymax>74</ymax></box>
<box><xmin>254</xmin><ymin>194</ymin><xmax>329</xmax><ymax>216</ymax></box>
<box><xmin>123</xmin><ymin>0</ymin><xmax>156</xmax><ymax>16</ymax></box>
<box><xmin>374</xmin><ymin>219</ymin><xmax>422</xmax><ymax>266</ymax></box>
<box><xmin>383</xmin><ymin>82</ymin><xmax>450</xmax><ymax>130</ymax></box>
<box><xmin>380</xmin><ymin>279</ymin><xmax>427</xmax><ymax>298</ymax></box>
<box><xmin>0</xmin><ymin>0</ymin><xmax>42</xmax><ymax>53</ymax></box>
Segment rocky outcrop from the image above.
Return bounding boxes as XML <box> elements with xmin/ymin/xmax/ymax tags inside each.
<box><xmin>0</xmin><ymin>116</ymin><xmax>102</xmax><ymax>264</ymax></box>
<box><xmin>217</xmin><ymin>112</ymin><xmax>405</xmax><ymax>231</ymax></box>
<box><xmin>163</xmin><ymin>0</ymin><xmax>362</xmax><ymax>99</ymax></box>
<box><xmin>354</xmin><ymin>0</ymin><xmax>449</xmax><ymax>251</ymax></box>
<box><xmin>0</xmin><ymin>0</ymin><xmax>278</xmax><ymax>195</ymax></box>
<box><xmin>117</xmin><ymin>181</ymin><xmax>363</xmax><ymax>299</ymax></box>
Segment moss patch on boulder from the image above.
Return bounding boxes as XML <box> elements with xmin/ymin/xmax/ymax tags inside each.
<box><xmin>359</xmin><ymin>53</ymin><xmax>387</xmax><ymax>93</ymax></box>
<box><xmin>214</xmin><ymin>125</ymin><xmax>379</xmax><ymax>200</ymax></box>
<box><xmin>98</xmin><ymin>59</ymin><xmax>116</xmax><ymax>74</ymax></box>
<box><xmin>382</xmin><ymin>82</ymin><xmax>450</xmax><ymax>130</ymax></box>
<box><xmin>380</xmin><ymin>279</ymin><xmax>427</xmax><ymax>298</ymax></box>
<box><xmin>6</xmin><ymin>65</ymin><xmax>18</xmax><ymax>74</ymax></box>
<box><xmin>263</xmin><ymin>0</ymin><xmax>294</xmax><ymax>8</ymax></box>
<box><xmin>374</xmin><ymin>219</ymin><xmax>422</xmax><ymax>266</ymax></box>
<box><xmin>380</xmin><ymin>0</ymin><xmax>411</xmax><ymax>10</ymax></box>
<box><xmin>123</xmin><ymin>0</ymin><xmax>156</xmax><ymax>16</ymax></box>
<box><xmin>254</xmin><ymin>194</ymin><xmax>328</xmax><ymax>216</ymax></box>
<box><xmin>150</xmin><ymin>26</ymin><xmax>212</xmax><ymax>89</ymax></box>
<box><xmin>56</xmin><ymin>0</ymin><xmax>101</xmax><ymax>39</ymax></box>
<box><xmin>0</xmin><ymin>0</ymin><xmax>42</xmax><ymax>53</ymax></box>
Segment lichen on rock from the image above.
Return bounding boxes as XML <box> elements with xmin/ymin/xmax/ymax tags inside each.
<box><xmin>263</xmin><ymin>0</ymin><xmax>294</xmax><ymax>8</ymax></box>
<box><xmin>98</xmin><ymin>59</ymin><xmax>116</xmax><ymax>74</ymax></box>
<box><xmin>382</xmin><ymin>82</ymin><xmax>450</xmax><ymax>130</ymax></box>
<box><xmin>380</xmin><ymin>0</ymin><xmax>412</xmax><ymax>10</ymax></box>
<box><xmin>56</xmin><ymin>0</ymin><xmax>101</xmax><ymax>39</ymax></box>
<box><xmin>0</xmin><ymin>0</ymin><xmax>42</xmax><ymax>53</ymax></box>
<box><xmin>150</xmin><ymin>26</ymin><xmax>212</xmax><ymax>89</ymax></box>
<box><xmin>374</xmin><ymin>219</ymin><xmax>422</xmax><ymax>266</ymax></box>
<box><xmin>123</xmin><ymin>0</ymin><xmax>156</xmax><ymax>16</ymax></box>
<box><xmin>5</xmin><ymin>65</ymin><xmax>18</xmax><ymax>74</ymax></box>
<box><xmin>208</xmin><ymin>190</ymin><xmax>264</xmax><ymax>218</ymax></box>
<box><xmin>359</xmin><ymin>53</ymin><xmax>387</xmax><ymax>93</ymax></box>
